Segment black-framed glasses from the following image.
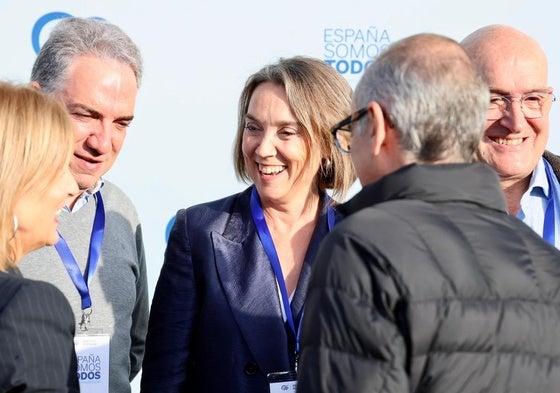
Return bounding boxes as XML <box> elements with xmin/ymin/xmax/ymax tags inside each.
<box><xmin>330</xmin><ymin>108</ymin><xmax>368</xmax><ymax>153</ymax></box>
<box><xmin>487</xmin><ymin>91</ymin><xmax>556</xmax><ymax>120</ymax></box>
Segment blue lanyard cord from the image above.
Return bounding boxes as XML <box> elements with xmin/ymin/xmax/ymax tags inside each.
<box><xmin>544</xmin><ymin>197</ymin><xmax>555</xmax><ymax>245</ymax></box>
<box><xmin>250</xmin><ymin>187</ymin><xmax>335</xmax><ymax>367</ymax></box>
<box><xmin>54</xmin><ymin>191</ymin><xmax>106</xmax><ymax>310</ymax></box>
<box><xmin>543</xmin><ymin>159</ymin><xmax>558</xmax><ymax>246</ymax></box>
<box><xmin>294</xmin><ymin>307</ymin><xmax>305</xmax><ymax>372</ymax></box>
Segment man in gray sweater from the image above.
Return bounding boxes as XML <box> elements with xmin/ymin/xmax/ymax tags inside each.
<box><xmin>18</xmin><ymin>17</ymin><xmax>149</xmax><ymax>393</ymax></box>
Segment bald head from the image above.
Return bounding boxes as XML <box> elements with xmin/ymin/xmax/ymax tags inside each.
<box><xmin>461</xmin><ymin>25</ymin><xmax>548</xmax><ymax>86</ymax></box>
<box><xmin>462</xmin><ymin>25</ymin><xmax>553</xmax><ymax>208</ymax></box>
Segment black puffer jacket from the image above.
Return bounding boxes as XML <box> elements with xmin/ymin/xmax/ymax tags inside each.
<box><xmin>298</xmin><ymin>163</ymin><xmax>560</xmax><ymax>393</ymax></box>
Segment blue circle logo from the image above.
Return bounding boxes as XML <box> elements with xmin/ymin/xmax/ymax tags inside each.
<box><xmin>165</xmin><ymin>216</ymin><xmax>176</xmax><ymax>243</ymax></box>
<box><xmin>31</xmin><ymin>12</ymin><xmax>72</xmax><ymax>54</ymax></box>
<box><xmin>31</xmin><ymin>12</ymin><xmax>105</xmax><ymax>54</ymax></box>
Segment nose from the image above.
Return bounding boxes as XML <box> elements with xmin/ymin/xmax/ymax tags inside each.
<box><xmin>255</xmin><ymin>130</ymin><xmax>277</xmax><ymax>158</ymax></box>
<box><xmin>63</xmin><ymin>167</ymin><xmax>79</xmax><ymax>198</ymax></box>
<box><xmin>499</xmin><ymin>100</ymin><xmax>527</xmax><ymax>133</ymax></box>
<box><xmin>87</xmin><ymin>121</ymin><xmax>112</xmax><ymax>154</ymax></box>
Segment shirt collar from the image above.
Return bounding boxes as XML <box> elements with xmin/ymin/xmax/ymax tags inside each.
<box><xmin>66</xmin><ymin>178</ymin><xmax>104</xmax><ymax>213</ymax></box>
<box><xmin>526</xmin><ymin>158</ymin><xmax>549</xmax><ymax>199</ymax></box>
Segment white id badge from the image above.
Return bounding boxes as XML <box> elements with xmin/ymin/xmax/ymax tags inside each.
<box><xmin>74</xmin><ymin>334</ymin><xmax>110</xmax><ymax>393</ymax></box>
<box><xmin>267</xmin><ymin>371</ymin><xmax>297</xmax><ymax>393</ymax></box>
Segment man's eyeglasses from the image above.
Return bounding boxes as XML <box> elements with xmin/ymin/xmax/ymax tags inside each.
<box><xmin>487</xmin><ymin>92</ymin><xmax>556</xmax><ymax>120</ymax></box>
<box><xmin>330</xmin><ymin>108</ymin><xmax>368</xmax><ymax>153</ymax></box>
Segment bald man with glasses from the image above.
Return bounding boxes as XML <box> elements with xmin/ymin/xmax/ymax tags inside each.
<box><xmin>462</xmin><ymin>25</ymin><xmax>560</xmax><ymax>247</ymax></box>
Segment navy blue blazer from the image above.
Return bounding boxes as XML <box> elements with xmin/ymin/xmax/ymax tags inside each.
<box><xmin>141</xmin><ymin>186</ymin><xmax>339</xmax><ymax>393</ymax></box>
<box><xmin>0</xmin><ymin>270</ymin><xmax>79</xmax><ymax>392</ymax></box>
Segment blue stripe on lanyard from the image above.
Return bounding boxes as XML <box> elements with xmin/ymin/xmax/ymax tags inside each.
<box><xmin>54</xmin><ymin>191</ymin><xmax>106</xmax><ymax>310</ymax></box>
<box><xmin>543</xmin><ymin>159</ymin><xmax>558</xmax><ymax>246</ymax></box>
<box><xmin>543</xmin><ymin>198</ymin><xmax>555</xmax><ymax>245</ymax></box>
<box><xmin>250</xmin><ymin>186</ymin><xmax>335</xmax><ymax>365</ymax></box>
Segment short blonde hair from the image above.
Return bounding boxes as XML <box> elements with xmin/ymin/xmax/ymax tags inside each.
<box><xmin>233</xmin><ymin>56</ymin><xmax>356</xmax><ymax>202</ymax></box>
<box><xmin>0</xmin><ymin>82</ymin><xmax>74</xmax><ymax>271</ymax></box>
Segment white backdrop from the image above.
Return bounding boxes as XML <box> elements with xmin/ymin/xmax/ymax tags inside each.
<box><xmin>2</xmin><ymin>1</ymin><xmax>560</xmax><ymax>390</ymax></box>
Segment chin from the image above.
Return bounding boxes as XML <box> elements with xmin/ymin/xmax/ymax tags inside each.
<box><xmin>45</xmin><ymin>234</ymin><xmax>59</xmax><ymax>246</ymax></box>
<box><xmin>73</xmin><ymin>171</ymin><xmax>101</xmax><ymax>191</ymax></box>
<box><xmin>77</xmin><ymin>180</ymin><xmax>98</xmax><ymax>191</ymax></box>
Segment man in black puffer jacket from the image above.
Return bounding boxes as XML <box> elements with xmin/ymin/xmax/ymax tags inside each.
<box><xmin>297</xmin><ymin>33</ymin><xmax>560</xmax><ymax>393</ymax></box>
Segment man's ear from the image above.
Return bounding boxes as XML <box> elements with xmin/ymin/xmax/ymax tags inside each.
<box><xmin>369</xmin><ymin>101</ymin><xmax>388</xmax><ymax>156</ymax></box>
<box><xmin>29</xmin><ymin>81</ymin><xmax>41</xmax><ymax>91</ymax></box>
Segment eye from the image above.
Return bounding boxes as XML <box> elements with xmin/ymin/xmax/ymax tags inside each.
<box><xmin>523</xmin><ymin>94</ymin><xmax>544</xmax><ymax>109</ymax></box>
<box><xmin>244</xmin><ymin>123</ymin><xmax>261</xmax><ymax>133</ymax></box>
<box><xmin>277</xmin><ymin>126</ymin><xmax>300</xmax><ymax>139</ymax></box>
<box><xmin>72</xmin><ymin>111</ymin><xmax>93</xmax><ymax>119</ymax></box>
<box><xmin>279</xmin><ymin>130</ymin><xmax>296</xmax><ymax>137</ymax></box>
<box><xmin>116</xmin><ymin>121</ymin><xmax>131</xmax><ymax>130</ymax></box>
<box><xmin>70</xmin><ymin>113</ymin><xmax>98</xmax><ymax>125</ymax></box>
<box><xmin>489</xmin><ymin>96</ymin><xmax>507</xmax><ymax>107</ymax></box>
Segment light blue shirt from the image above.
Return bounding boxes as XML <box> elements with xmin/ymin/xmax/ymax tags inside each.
<box><xmin>517</xmin><ymin>158</ymin><xmax>560</xmax><ymax>248</ymax></box>
<box><xmin>65</xmin><ymin>178</ymin><xmax>104</xmax><ymax>213</ymax></box>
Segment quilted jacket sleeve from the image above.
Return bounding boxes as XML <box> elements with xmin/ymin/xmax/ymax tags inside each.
<box><xmin>297</xmin><ymin>228</ymin><xmax>410</xmax><ymax>393</ymax></box>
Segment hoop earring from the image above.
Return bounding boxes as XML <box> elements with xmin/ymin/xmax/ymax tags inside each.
<box><xmin>13</xmin><ymin>215</ymin><xmax>18</xmax><ymax>236</ymax></box>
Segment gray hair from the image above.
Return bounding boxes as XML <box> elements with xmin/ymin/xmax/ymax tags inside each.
<box><xmin>31</xmin><ymin>17</ymin><xmax>143</xmax><ymax>93</ymax></box>
<box><xmin>353</xmin><ymin>33</ymin><xmax>489</xmax><ymax>162</ymax></box>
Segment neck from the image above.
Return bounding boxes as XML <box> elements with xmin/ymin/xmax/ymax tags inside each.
<box><xmin>501</xmin><ymin>176</ymin><xmax>531</xmax><ymax>215</ymax></box>
<box><xmin>261</xmin><ymin>191</ymin><xmax>321</xmax><ymax>229</ymax></box>
<box><xmin>259</xmin><ymin>190</ymin><xmax>322</xmax><ymax>297</ymax></box>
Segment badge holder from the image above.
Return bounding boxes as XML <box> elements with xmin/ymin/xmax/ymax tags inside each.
<box><xmin>267</xmin><ymin>371</ymin><xmax>297</xmax><ymax>393</ymax></box>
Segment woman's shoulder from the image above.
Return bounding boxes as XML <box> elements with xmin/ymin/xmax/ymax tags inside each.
<box><xmin>0</xmin><ymin>272</ymin><xmax>70</xmax><ymax>314</ymax></box>
<box><xmin>168</xmin><ymin>187</ymin><xmax>253</xmax><ymax>238</ymax></box>
<box><xmin>0</xmin><ymin>271</ymin><xmax>24</xmax><ymax>312</ymax></box>
<box><xmin>185</xmin><ymin>186</ymin><xmax>252</xmax><ymax>216</ymax></box>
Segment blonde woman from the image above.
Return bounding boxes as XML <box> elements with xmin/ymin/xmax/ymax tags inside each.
<box><xmin>0</xmin><ymin>82</ymin><xmax>79</xmax><ymax>392</ymax></box>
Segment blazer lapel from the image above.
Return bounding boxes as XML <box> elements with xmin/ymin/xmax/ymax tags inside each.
<box><xmin>289</xmin><ymin>265</ymin><xmax>308</xmax><ymax>328</ymax></box>
<box><xmin>289</xmin><ymin>206</ymin><xmax>331</xmax><ymax>326</ymax></box>
<box><xmin>212</xmin><ymin>203</ymin><xmax>290</xmax><ymax>373</ymax></box>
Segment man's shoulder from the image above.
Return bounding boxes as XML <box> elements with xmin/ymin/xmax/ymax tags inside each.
<box><xmin>99</xmin><ymin>179</ymin><xmax>138</xmax><ymax>212</ymax></box>
<box><xmin>100</xmin><ymin>179</ymin><xmax>131</xmax><ymax>198</ymax></box>
<box><xmin>340</xmin><ymin>199</ymin><xmax>427</xmax><ymax>229</ymax></box>
<box><xmin>543</xmin><ymin>150</ymin><xmax>560</xmax><ymax>176</ymax></box>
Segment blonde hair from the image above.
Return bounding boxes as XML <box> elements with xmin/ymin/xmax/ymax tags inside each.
<box><xmin>0</xmin><ymin>82</ymin><xmax>74</xmax><ymax>271</ymax></box>
<box><xmin>233</xmin><ymin>56</ymin><xmax>356</xmax><ymax>202</ymax></box>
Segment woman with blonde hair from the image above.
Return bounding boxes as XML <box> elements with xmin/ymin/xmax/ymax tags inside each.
<box><xmin>0</xmin><ymin>81</ymin><xmax>79</xmax><ymax>392</ymax></box>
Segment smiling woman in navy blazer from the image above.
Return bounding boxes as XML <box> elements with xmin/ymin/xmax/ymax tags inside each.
<box><xmin>141</xmin><ymin>56</ymin><xmax>355</xmax><ymax>393</ymax></box>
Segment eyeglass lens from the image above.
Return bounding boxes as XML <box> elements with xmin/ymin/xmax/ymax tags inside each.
<box><xmin>487</xmin><ymin>94</ymin><xmax>551</xmax><ymax>120</ymax></box>
<box><xmin>335</xmin><ymin>129</ymin><xmax>352</xmax><ymax>153</ymax></box>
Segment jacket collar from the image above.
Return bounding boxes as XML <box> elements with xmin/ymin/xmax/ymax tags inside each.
<box><xmin>341</xmin><ymin>163</ymin><xmax>507</xmax><ymax>216</ymax></box>
<box><xmin>544</xmin><ymin>150</ymin><xmax>560</xmax><ymax>182</ymax></box>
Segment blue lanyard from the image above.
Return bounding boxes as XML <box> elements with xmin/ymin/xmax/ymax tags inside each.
<box><xmin>543</xmin><ymin>159</ymin><xmax>558</xmax><ymax>246</ymax></box>
<box><xmin>250</xmin><ymin>186</ymin><xmax>335</xmax><ymax>370</ymax></box>
<box><xmin>54</xmin><ymin>191</ymin><xmax>105</xmax><ymax>310</ymax></box>
<box><xmin>543</xmin><ymin>198</ymin><xmax>554</xmax><ymax>245</ymax></box>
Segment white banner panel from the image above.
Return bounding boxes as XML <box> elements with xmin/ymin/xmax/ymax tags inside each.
<box><xmin>2</xmin><ymin>2</ymin><xmax>560</xmax><ymax>390</ymax></box>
